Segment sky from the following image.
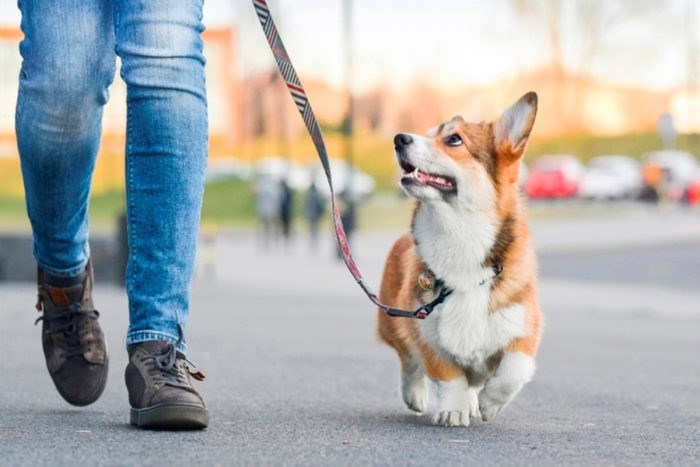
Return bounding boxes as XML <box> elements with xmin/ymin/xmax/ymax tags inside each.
<box><xmin>228</xmin><ymin>0</ymin><xmax>698</xmax><ymax>93</ymax></box>
<box><xmin>1</xmin><ymin>0</ymin><xmax>698</xmax><ymax>93</ymax></box>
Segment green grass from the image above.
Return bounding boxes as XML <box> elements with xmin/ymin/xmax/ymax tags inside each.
<box><xmin>0</xmin><ymin>179</ymin><xmax>415</xmax><ymax>232</ymax></box>
<box><xmin>0</xmin><ymin>180</ymin><xmax>259</xmax><ymax>231</ymax></box>
<box><xmin>88</xmin><ymin>189</ymin><xmax>126</xmax><ymax>227</ymax></box>
<box><xmin>0</xmin><ymin>196</ymin><xmax>29</xmax><ymax>230</ymax></box>
<box><xmin>2</xmin><ymin>131</ymin><xmax>699</xmax><ymax>231</ymax></box>
<box><xmin>0</xmin><ymin>179</ymin><xmax>666</xmax><ymax>234</ymax></box>
<box><xmin>200</xmin><ymin>178</ymin><xmax>257</xmax><ymax>227</ymax></box>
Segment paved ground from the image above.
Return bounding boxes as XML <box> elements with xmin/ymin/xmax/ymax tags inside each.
<box><xmin>1</xmin><ymin>208</ymin><xmax>699</xmax><ymax>465</ymax></box>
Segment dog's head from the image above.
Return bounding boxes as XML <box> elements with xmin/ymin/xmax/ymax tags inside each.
<box><xmin>395</xmin><ymin>92</ymin><xmax>537</xmax><ymax>211</ymax></box>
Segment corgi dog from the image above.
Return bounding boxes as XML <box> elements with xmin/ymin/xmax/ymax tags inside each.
<box><xmin>377</xmin><ymin>92</ymin><xmax>542</xmax><ymax>427</ymax></box>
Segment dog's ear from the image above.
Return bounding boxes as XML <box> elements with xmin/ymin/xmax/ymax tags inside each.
<box><xmin>494</xmin><ymin>92</ymin><xmax>537</xmax><ymax>162</ymax></box>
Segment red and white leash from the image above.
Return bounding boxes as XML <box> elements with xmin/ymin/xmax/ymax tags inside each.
<box><xmin>252</xmin><ymin>0</ymin><xmax>452</xmax><ymax>319</ymax></box>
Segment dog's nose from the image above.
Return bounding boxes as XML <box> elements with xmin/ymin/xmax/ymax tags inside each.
<box><xmin>394</xmin><ymin>133</ymin><xmax>413</xmax><ymax>148</ymax></box>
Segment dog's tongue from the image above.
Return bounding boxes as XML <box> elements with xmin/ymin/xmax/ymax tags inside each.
<box><xmin>416</xmin><ymin>170</ymin><xmax>430</xmax><ymax>184</ymax></box>
<box><xmin>416</xmin><ymin>170</ymin><xmax>452</xmax><ymax>189</ymax></box>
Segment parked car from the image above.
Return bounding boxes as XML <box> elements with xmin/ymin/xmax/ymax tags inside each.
<box><xmin>525</xmin><ymin>155</ymin><xmax>585</xmax><ymax>199</ymax></box>
<box><xmin>579</xmin><ymin>155</ymin><xmax>642</xmax><ymax>200</ymax></box>
<box><xmin>641</xmin><ymin>150</ymin><xmax>698</xmax><ymax>202</ymax></box>
<box><xmin>312</xmin><ymin>159</ymin><xmax>376</xmax><ymax>202</ymax></box>
<box><xmin>253</xmin><ymin>156</ymin><xmax>375</xmax><ymax>201</ymax></box>
<box><xmin>254</xmin><ymin>156</ymin><xmax>311</xmax><ymax>190</ymax></box>
<box><xmin>684</xmin><ymin>169</ymin><xmax>700</xmax><ymax>205</ymax></box>
<box><xmin>206</xmin><ymin>158</ymin><xmax>253</xmax><ymax>181</ymax></box>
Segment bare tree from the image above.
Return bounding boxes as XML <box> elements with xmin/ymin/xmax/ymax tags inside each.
<box><xmin>512</xmin><ymin>0</ymin><xmax>657</xmax><ymax>77</ymax></box>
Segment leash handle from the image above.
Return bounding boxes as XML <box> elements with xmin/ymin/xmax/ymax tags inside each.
<box><xmin>252</xmin><ymin>0</ymin><xmax>450</xmax><ymax>319</ymax></box>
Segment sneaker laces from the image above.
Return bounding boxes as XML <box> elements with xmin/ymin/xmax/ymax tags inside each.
<box><xmin>140</xmin><ymin>341</ymin><xmax>205</xmax><ymax>391</ymax></box>
<box><xmin>35</xmin><ymin>303</ymin><xmax>100</xmax><ymax>358</ymax></box>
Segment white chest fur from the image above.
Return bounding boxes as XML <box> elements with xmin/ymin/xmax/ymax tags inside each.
<box><xmin>420</xmin><ymin>295</ymin><xmax>526</xmax><ymax>369</ymax></box>
<box><xmin>412</xmin><ymin>204</ymin><xmax>526</xmax><ymax>370</ymax></box>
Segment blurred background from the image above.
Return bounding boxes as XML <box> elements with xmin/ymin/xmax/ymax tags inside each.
<box><xmin>1</xmin><ymin>0</ymin><xmax>700</xmax><ymax>279</ymax></box>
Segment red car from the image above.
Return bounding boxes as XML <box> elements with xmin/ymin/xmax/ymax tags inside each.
<box><xmin>685</xmin><ymin>177</ymin><xmax>700</xmax><ymax>205</ymax></box>
<box><xmin>525</xmin><ymin>155</ymin><xmax>585</xmax><ymax>199</ymax></box>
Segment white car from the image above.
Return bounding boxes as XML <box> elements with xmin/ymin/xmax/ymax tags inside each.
<box><xmin>206</xmin><ymin>158</ymin><xmax>253</xmax><ymax>181</ymax></box>
<box><xmin>253</xmin><ymin>156</ymin><xmax>376</xmax><ymax>200</ymax></box>
<box><xmin>253</xmin><ymin>156</ymin><xmax>311</xmax><ymax>190</ymax></box>
<box><xmin>579</xmin><ymin>155</ymin><xmax>642</xmax><ymax>200</ymax></box>
<box><xmin>311</xmin><ymin>159</ymin><xmax>376</xmax><ymax>202</ymax></box>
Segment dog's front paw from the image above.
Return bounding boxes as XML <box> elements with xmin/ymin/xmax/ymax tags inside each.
<box><xmin>478</xmin><ymin>351</ymin><xmax>536</xmax><ymax>422</ymax></box>
<box><xmin>478</xmin><ymin>394</ymin><xmax>502</xmax><ymax>422</ymax></box>
<box><xmin>434</xmin><ymin>410</ymin><xmax>470</xmax><ymax>427</ymax></box>
<box><xmin>432</xmin><ymin>378</ymin><xmax>478</xmax><ymax>427</ymax></box>
<box><xmin>466</xmin><ymin>387</ymin><xmax>481</xmax><ymax>419</ymax></box>
<box><xmin>401</xmin><ymin>370</ymin><xmax>428</xmax><ymax>413</ymax></box>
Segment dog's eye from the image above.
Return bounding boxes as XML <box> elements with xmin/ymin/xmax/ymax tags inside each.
<box><xmin>445</xmin><ymin>134</ymin><xmax>462</xmax><ymax>147</ymax></box>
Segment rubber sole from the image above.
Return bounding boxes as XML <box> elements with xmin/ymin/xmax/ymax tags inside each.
<box><xmin>130</xmin><ymin>404</ymin><xmax>209</xmax><ymax>430</ymax></box>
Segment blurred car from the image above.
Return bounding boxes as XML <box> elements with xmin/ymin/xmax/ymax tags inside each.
<box><xmin>253</xmin><ymin>156</ymin><xmax>375</xmax><ymax>201</ymax></box>
<box><xmin>641</xmin><ymin>150</ymin><xmax>698</xmax><ymax>202</ymax></box>
<box><xmin>684</xmin><ymin>169</ymin><xmax>700</xmax><ymax>205</ymax></box>
<box><xmin>254</xmin><ymin>156</ymin><xmax>311</xmax><ymax>190</ymax></box>
<box><xmin>206</xmin><ymin>158</ymin><xmax>253</xmax><ymax>181</ymax></box>
<box><xmin>525</xmin><ymin>155</ymin><xmax>585</xmax><ymax>199</ymax></box>
<box><xmin>578</xmin><ymin>155</ymin><xmax>642</xmax><ymax>200</ymax></box>
<box><xmin>312</xmin><ymin>159</ymin><xmax>376</xmax><ymax>202</ymax></box>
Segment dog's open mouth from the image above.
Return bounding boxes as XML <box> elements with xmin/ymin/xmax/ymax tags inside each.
<box><xmin>399</xmin><ymin>159</ymin><xmax>456</xmax><ymax>193</ymax></box>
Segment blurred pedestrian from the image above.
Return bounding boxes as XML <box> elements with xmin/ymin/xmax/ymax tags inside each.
<box><xmin>304</xmin><ymin>181</ymin><xmax>325</xmax><ymax>250</ymax></box>
<box><xmin>254</xmin><ymin>175</ymin><xmax>282</xmax><ymax>250</ymax></box>
<box><xmin>15</xmin><ymin>0</ymin><xmax>208</xmax><ymax>429</ymax></box>
<box><xmin>640</xmin><ymin>163</ymin><xmax>662</xmax><ymax>203</ymax></box>
<box><xmin>279</xmin><ymin>178</ymin><xmax>294</xmax><ymax>244</ymax></box>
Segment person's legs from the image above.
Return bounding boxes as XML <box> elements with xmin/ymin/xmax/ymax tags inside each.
<box><xmin>16</xmin><ymin>0</ymin><xmax>115</xmax><ymax>406</ymax></box>
<box><xmin>114</xmin><ymin>0</ymin><xmax>209</xmax><ymax>429</ymax></box>
<box><xmin>114</xmin><ymin>0</ymin><xmax>208</xmax><ymax>353</ymax></box>
<box><xmin>16</xmin><ymin>0</ymin><xmax>116</xmax><ymax>277</ymax></box>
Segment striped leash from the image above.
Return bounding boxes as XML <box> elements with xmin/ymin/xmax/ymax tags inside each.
<box><xmin>252</xmin><ymin>0</ymin><xmax>452</xmax><ymax>319</ymax></box>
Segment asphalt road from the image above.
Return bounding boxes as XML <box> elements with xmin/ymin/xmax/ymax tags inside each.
<box><xmin>540</xmin><ymin>243</ymin><xmax>700</xmax><ymax>291</ymax></box>
<box><xmin>1</xmin><ymin>219</ymin><xmax>699</xmax><ymax>466</ymax></box>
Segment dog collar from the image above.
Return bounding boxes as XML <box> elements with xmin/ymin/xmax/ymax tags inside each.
<box><xmin>418</xmin><ymin>263</ymin><xmax>503</xmax><ymax>292</ymax></box>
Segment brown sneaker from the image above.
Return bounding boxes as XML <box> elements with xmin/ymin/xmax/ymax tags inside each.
<box><xmin>35</xmin><ymin>260</ymin><xmax>108</xmax><ymax>406</ymax></box>
<box><xmin>125</xmin><ymin>340</ymin><xmax>209</xmax><ymax>429</ymax></box>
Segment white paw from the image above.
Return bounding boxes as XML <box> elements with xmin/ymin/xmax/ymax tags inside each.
<box><xmin>466</xmin><ymin>387</ymin><xmax>481</xmax><ymax>419</ymax></box>
<box><xmin>478</xmin><ymin>351</ymin><xmax>536</xmax><ymax>422</ymax></box>
<box><xmin>434</xmin><ymin>410</ymin><xmax>470</xmax><ymax>427</ymax></box>
<box><xmin>478</xmin><ymin>393</ymin><xmax>502</xmax><ymax>422</ymax></box>
<box><xmin>401</xmin><ymin>371</ymin><xmax>428</xmax><ymax>413</ymax></box>
<box><xmin>432</xmin><ymin>377</ymin><xmax>476</xmax><ymax>427</ymax></box>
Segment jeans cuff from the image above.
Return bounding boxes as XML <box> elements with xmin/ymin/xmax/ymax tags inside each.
<box><xmin>35</xmin><ymin>257</ymin><xmax>89</xmax><ymax>278</ymax></box>
<box><xmin>126</xmin><ymin>330</ymin><xmax>187</xmax><ymax>355</ymax></box>
<box><xmin>33</xmin><ymin>243</ymin><xmax>90</xmax><ymax>278</ymax></box>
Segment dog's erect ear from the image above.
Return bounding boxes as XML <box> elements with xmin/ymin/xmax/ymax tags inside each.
<box><xmin>494</xmin><ymin>92</ymin><xmax>538</xmax><ymax>161</ymax></box>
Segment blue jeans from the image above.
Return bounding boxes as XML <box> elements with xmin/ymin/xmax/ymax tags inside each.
<box><xmin>15</xmin><ymin>0</ymin><xmax>208</xmax><ymax>353</ymax></box>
